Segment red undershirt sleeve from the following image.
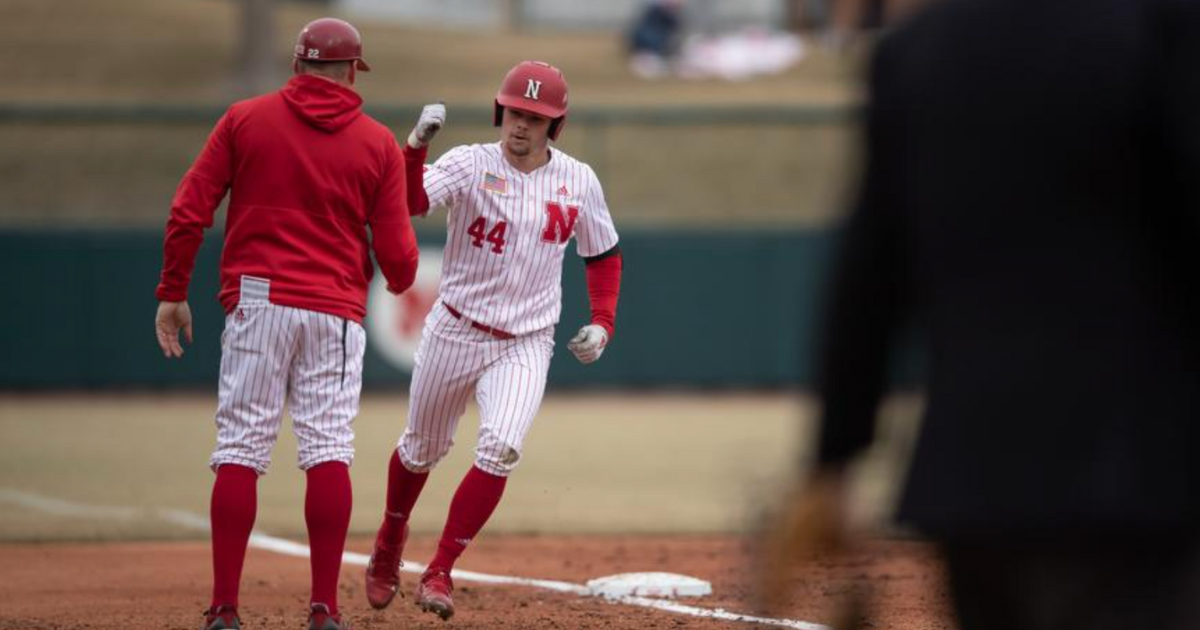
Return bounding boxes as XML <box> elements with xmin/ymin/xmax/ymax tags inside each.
<box><xmin>402</xmin><ymin>144</ymin><xmax>431</xmax><ymax>217</ymax></box>
<box><xmin>584</xmin><ymin>248</ymin><xmax>622</xmax><ymax>338</ymax></box>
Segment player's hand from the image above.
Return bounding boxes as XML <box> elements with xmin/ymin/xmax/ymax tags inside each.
<box><xmin>407</xmin><ymin>102</ymin><xmax>446</xmax><ymax>149</ymax></box>
<box><xmin>568</xmin><ymin>324</ymin><xmax>608</xmax><ymax>365</ymax></box>
<box><xmin>155</xmin><ymin>300</ymin><xmax>194</xmax><ymax>359</ymax></box>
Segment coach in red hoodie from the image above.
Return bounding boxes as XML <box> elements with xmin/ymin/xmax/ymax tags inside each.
<box><xmin>154</xmin><ymin>18</ymin><xmax>417</xmax><ymax>630</ymax></box>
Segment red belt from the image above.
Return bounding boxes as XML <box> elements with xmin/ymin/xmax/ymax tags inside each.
<box><xmin>443</xmin><ymin>303</ymin><xmax>516</xmax><ymax>340</ymax></box>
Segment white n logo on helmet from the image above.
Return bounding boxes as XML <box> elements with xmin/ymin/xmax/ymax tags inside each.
<box><xmin>525</xmin><ymin>79</ymin><xmax>542</xmax><ymax>100</ymax></box>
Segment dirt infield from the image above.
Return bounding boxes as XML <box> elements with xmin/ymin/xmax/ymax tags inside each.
<box><xmin>0</xmin><ymin>535</ymin><xmax>954</xmax><ymax>629</ymax></box>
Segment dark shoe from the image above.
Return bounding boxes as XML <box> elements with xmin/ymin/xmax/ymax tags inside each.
<box><xmin>415</xmin><ymin>568</ymin><xmax>455</xmax><ymax>621</ymax></box>
<box><xmin>203</xmin><ymin>605</ymin><xmax>241</xmax><ymax>630</ymax></box>
<box><xmin>308</xmin><ymin>603</ymin><xmax>350</xmax><ymax>630</ymax></box>
<box><xmin>365</xmin><ymin>522</ymin><xmax>408</xmax><ymax>609</ymax></box>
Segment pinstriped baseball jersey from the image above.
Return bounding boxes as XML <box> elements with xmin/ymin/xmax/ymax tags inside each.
<box><xmin>420</xmin><ymin>143</ymin><xmax>619</xmax><ymax>336</ymax></box>
<box><xmin>211</xmin><ymin>276</ymin><xmax>366</xmax><ymax>474</ymax></box>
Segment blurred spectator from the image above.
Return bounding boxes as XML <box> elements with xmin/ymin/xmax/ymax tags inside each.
<box><xmin>627</xmin><ymin>0</ymin><xmax>685</xmax><ymax>79</ymax></box>
<box><xmin>761</xmin><ymin>0</ymin><xmax>1200</xmax><ymax>628</ymax></box>
<box><xmin>627</xmin><ymin>0</ymin><xmax>805</xmax><ymax>81</ymax></box>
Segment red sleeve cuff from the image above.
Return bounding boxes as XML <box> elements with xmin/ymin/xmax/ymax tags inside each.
<box><xmin>156</xmin><ymin>287</ymin><xmax>187</xmax><ymax>302</ymax></box>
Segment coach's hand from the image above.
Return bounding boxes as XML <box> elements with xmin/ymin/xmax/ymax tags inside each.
<box><xmin>755</xmin><ymin>470</ymin><xmax>861</xmax><ymax>623</ymax></box>
<box><xmin>568</xmin><ymin>324</ymin><xmax>608</xmax><ymax>365</ymax></box>
<box><xmin>155</xmin><ymin>300</ymin><xmax>194</xmax><ymax>359</ymax></box>
<box><xmin>408</xmin><ymin>102</ymin><xmax>446</xmax><ymax>149</ymax></box>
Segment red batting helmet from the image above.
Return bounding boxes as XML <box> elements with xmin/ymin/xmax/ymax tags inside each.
<box><xmin>294</xmin><ymin>18</ymin><xmax>371</xmax><ymax>71</ymax></box>
<box><xmin>494</xmin><ymin>61</ymin><xmax>569</xmax><ymax>140</ymax></box>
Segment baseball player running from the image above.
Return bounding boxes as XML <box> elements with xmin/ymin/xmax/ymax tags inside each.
<box><xmin>154</xmin><ymin>18</ymin><xmax>419</xmax><ymax>630</ymax></box>
<box><xmin>363</xmin><ymin>61</ymin><xmax>623</xmax><ymax>620</ymax></box>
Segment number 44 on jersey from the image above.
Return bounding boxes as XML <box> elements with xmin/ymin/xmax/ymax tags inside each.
<box><xmin>466</xmin><ymin>202</ymin><xmax>580</xmax><ymax>255</ymax></box>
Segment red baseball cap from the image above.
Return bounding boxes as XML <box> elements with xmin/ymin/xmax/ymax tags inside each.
<box><xmin>494</xmin><ymin>61</ymin><xmax>569</xmax><ymax>139</ymax></box>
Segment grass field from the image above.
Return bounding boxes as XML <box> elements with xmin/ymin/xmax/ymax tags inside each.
<box><xmin>0</xmin><ymin>393</ymin><xmax>921</xmax><ymax>542</ymax></box>
<box><xmin>0</xmin><ymin>393</ymin><xmax>808</xmax><ymax>541</ymax></box>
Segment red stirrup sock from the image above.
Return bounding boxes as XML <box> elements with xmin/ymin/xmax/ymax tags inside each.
<box><xmin>210</xmin><ymin>464</ymin><xmax>258</xmax><ymax>609</ymax></box>
<box><xmin>305</xmin><ymin>461</ymin><xmax>352</xmax><ymax>615</ymax></box>
<box><xmin>380</xmin><ymin>449</ymin><xmax>429</xmax><ymax>544</ymax></box>
<box><xmin>428</xmin><ymin>466</ymin><xmax>508</xmax><ymax>574</ymax></box>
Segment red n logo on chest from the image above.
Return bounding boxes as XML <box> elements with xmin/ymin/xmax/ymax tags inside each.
<box><xmin>541</xmin><ymin>202</ymin><xmax>580</xmax><ymax>244</ymax></box>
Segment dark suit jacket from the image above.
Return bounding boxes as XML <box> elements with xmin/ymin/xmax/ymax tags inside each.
<box><xmin>815</xmin><ymin>0</ymin><xmax>1200</xmax><ymax>534</ymax></box>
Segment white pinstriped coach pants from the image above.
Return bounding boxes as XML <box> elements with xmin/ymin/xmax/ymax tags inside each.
<box><xmin>210</xmin><ymin>276</ymin><xmax>366</xmax><ymax>474</ymax></box>
<box><xmin>397</xmin><ymin>301</ymin><xmax>555</xmax><ymax>477</ymax></box>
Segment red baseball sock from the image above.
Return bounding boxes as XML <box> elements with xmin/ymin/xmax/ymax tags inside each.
<box><xmin>305</xmin><ymin>461</ymin><xmax>352</xmax><ymax>615</ymax></box>
<box><xmin>379</xmin><ymin>449</ymin><xmax>429</xmax><ymax>545</ymax></box>
<box><xmin>210</xmin><ymin>464</ymin><xmax>258</xmax><ymax>609</ymax></box>
<box><xmin>428</xmin><ymin>466</ymin><xmax>508</xmax><ymax>574</ymax></box>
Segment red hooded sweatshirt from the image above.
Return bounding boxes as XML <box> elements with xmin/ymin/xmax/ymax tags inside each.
<box><xmin>156</xmin><ymin>74</ymin><xmax>419</xmax><ymax>323</ymax></box>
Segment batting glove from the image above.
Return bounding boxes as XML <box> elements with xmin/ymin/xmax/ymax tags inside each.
<box><xmin>568</xmin><ymin>324</ymin><xmax>609</xmax><ymax>365</ymax></box>
<box><xmin>407</xmin><ymin>102</ymin><xmax>446</xmax><ymax>149</ymax></box>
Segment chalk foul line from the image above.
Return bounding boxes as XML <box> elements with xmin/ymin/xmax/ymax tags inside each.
<box><xmin>1</xmin><ymin>488</ymin><xmax>827</xmax><ymax>630</ymax></box>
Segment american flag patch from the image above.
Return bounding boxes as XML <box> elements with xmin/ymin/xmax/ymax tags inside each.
<box><xmin>482</xmin><ymin>172</ymin><xmax>507</xmax><ymax>194</ymax></box>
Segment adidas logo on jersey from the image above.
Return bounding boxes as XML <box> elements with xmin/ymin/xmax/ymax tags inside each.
<box><xmin>556</xmin><ymin>185</ymin><xmax>570</xmax><ymax>197</ymax></box>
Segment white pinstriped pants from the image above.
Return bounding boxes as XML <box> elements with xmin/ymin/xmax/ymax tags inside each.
<box><xmin>397</xmin><ymin>301</ymin><xmax>555</xmax><ymax>477</ymax></box>
<box><xmin>211</xmin><ymin>277</ymin><xmax>366</xmax><ymax>474</ymax></box>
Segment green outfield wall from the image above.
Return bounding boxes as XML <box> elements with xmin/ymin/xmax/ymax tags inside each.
<box><xmin>0</xmin><ymin>228</ymin><xmax>835</xmax><ymax>389</ymax></box>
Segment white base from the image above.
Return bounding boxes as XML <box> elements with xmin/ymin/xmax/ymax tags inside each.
<box><xmin>585</xmin><ymin>572</ymin><xmax>713</xmax><ymax>599</ymax></box>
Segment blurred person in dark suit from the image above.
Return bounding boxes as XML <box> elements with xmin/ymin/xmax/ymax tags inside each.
<box><xmin>760</xmin><ymin>0</ymin><xmax>1200</xmax><ymax>628</ymax></box>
